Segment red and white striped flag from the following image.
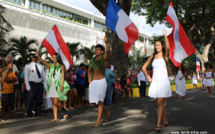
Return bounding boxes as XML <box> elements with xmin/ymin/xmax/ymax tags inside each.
<box><xmin>166</xmin><ymin>1</ymin><xmax>196</xmax><ymax>67</ymax></box>
<box><xmin>42</xmin><ymin>25</ymin><xmax>72</xmax><ymax>70</ymax></box>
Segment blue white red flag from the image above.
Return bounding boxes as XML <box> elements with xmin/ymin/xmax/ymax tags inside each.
<box><xmin>166</xmin><ymin>1</ymin><xmax>196</xmax><ymax>67</ymax></box>
<box><xmin>106</xmin><ymin>0</ymin><xmax>139</xmax><ymax>53</ymax></box>
<box><xmin>196</xmin><ymin>57</ymin><xmax>201</xmax><ymax>72</ymax></box>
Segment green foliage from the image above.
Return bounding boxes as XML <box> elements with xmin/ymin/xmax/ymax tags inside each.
<box><xmin>0</xmin><ymin>4</ymin><xmax>14</xmax><ymax>58</ymax></box>
<box><xmin>65</xmin><ymin>16</ymin><xmax>70</xmax><ymax>20</ymax></box>
<box><xmin>128</xmin><ymin>45</ymin><xmax>147</xmax><ymax>70</ymax></box>
<box><xmin>66</xmin><ymin>42</ymin><xmax>80</xmax><ymax>63</ymax></box>
<box><xmin>8</xmin><ymin>36</ymin><xmax>37</xmax><ymax>69</ymax></box>
<box><xmin>42</xmin><ymin>10</ymin><xmax>46</xmax><ymax>13</ymax></box>
<box><xmin>29</xmin><ymin>7</ymin><xmax>33</xmax><ymax>9</ymax></box>
<box><xmin>35</xmin><ymin>9</ymin><xmax>39</xmax><ymax>12</ymax></box>
<box><xmin>3</xmin><ymin>0</ymin><xmax>7</xmax><ymax>2</ymax></box>
<box><xmin>132</xmin><ymin>0</ymin><xmax>215</xmax><ymax>60</ymax></box>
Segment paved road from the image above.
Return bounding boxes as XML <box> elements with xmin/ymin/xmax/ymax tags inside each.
<box><xmin>0</xmin><ymin>88</ymin><xmax>214</xmax><ymax>134</ymax></box>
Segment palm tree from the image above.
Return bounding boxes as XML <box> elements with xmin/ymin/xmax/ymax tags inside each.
<box><xmin>80</xmin><ymin>45</ymin><xmax>95</xmax><ymax>64</ymax></box>
<box><xmin>7</xmin><ymin>36</ymin><xmax>37</xmax><ymax>69</ymax></box>
<box><xmin>67</xmin><ymin>42</ymin><xmax>80</xmax><ymax>62</ymax></box>
<box><xmin>0</xmin><ymin>4</ymin><xmax>14</xmax><ymax>57</ymax></box>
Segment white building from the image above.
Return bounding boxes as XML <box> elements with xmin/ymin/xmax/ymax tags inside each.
<box><xmin>1</xmin><ymin>0</ymin><xmax>154</xmax><ymax>64</ymax></box>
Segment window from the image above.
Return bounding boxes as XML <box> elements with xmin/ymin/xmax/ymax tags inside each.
<box><xmin>148</xmin><ymin>40</ymin><xmax>153</xmax><ymax>45</ymax></box>
<box><xmin>47</xmin><ymin>6</ymin><xmax>51</xmax><ymax>13</ymax></box>
<box><xmin>94</xmin><ymin>21</ymin><xmax>105</xmax><ymax>30</ymax></box>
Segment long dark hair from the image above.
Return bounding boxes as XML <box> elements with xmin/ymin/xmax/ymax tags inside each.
<box><xmin>151</xmin><ymin>40</ymin><xmax>169</xmax><ymax>75</ymax></box>
<box><xmin>152</xmin><ymin>40</ymin><xmax>167</xmax><ymax>63</ymax></box>
<box><xmin>176</xmin><ymin>64</ymin><xmax>185</xmax><ymax>74</ymax></box>
<box><xmin>53</xmin><ymin>53</ymin><xmax>63</xmax><ymax>65</ymax></box>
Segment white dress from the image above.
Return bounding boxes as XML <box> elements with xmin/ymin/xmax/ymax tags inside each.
<box><xmin>201</xmin><ymin>75</ymin><xmax>205</xmax><ymax>85</ymax></box>
<box><xmin>191</xmin><ymin>75</ymin><xmax>198</xmax><ymax>84</ymax></box>
<box><xmin>204</xmin><ymin>72</ymin><xmax>213</xmax><ymax>87</ymax></box>
<box><xmin>47</xmin><ymin>79</ymin><xmax>59</xmax><ymax>98</ymax></box>
<box><xmin>175</xmin><ymin>71</ymin><xmax>186</xmax><ymax>96</ymax></box>
<box><xmin>148</xmin><ymin>58</ymin><xmax>172</xmax><ymax>98</ymax></box>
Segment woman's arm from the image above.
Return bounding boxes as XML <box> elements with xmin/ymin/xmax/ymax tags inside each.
<box><xmin>163</xmin><ymin>29</ymin><xmax>170</xmax><ymax>57</ymax></box>
<box><xmin>35</xmin><ymin>51</ymin><xmax>52</xmax><ymax>68</ymax></box>
<box><xmin>60</xmin><ymin>65</ymin><xmax>65</xmax><ymax>91</ymax></box>
<box><xmin>142</xmin><ymin>55</ymin><xmax>153</xmax><ymax>82</ymax></box>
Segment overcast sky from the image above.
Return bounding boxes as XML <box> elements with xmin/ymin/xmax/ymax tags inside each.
<box><xmin>60</xmin><ymin>0</ymin><xmax>172</xmax><ymax>36</ymax></box>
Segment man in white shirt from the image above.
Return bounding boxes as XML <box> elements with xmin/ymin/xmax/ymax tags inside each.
<box><xmin>137</xmin><ymin>70</ymin><xmax>147</xmax><ymax>97</ymax></box>
<box><xmin>24</xmin><ymin>55</ymin><xmax>46</xmax><ymax>117</ymax></box>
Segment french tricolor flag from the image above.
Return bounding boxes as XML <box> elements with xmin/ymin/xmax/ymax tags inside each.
<box><xmin>196</xmin><ymin>57</ymin><xmax>201</xmax><ymax>72</ymax></box>
<box><xmin>166</xmin><ymin>1</ymin><xmax>196</xmax><ymax>67</ymax></box>
<box><xmin>106</xmin><ymin>0</ymin><xmax>139</xmax><ymax>53</ymax></box>
<box><xmin>42</xmin><ymin>25</ymin><xmax>73</xmax><ymax>70</ymax></box>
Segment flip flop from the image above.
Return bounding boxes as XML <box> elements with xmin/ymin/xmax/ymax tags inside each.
<box><xmin>154</xmin><ymin>126</ymin><xmax>162</xmax><ymax>132</ymax></box>
<box><xmin>50</xmin><ymin>119</ymin><xmax>59</xmax><ymax>123</ymax></box>
<box><xmin>105</xmin><ymin>112</ymin><xmax>112</xmax><ymax>122</ymax></box>
<box><xmin>161</xmin><ymin>123</ymin><xmax>168</xmax><ymax>128</ymax></box>
<box><xmin>91</xmin><ymin>123</ymin><xmax>101</xmax><ymax>127</ymax></box>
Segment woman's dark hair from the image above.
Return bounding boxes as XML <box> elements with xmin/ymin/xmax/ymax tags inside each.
<box><xmin>204</xmin><ymin>61</ymin><xmax>213</xmax><ymax>69</ymax></box>
<box><xmin>53</xmin><ymin>53</ymin><xmax>63</xmax><ymax>65</ymax></box>
<box><xmin>67</xmin><ymin>65</ymin><xmax>73</xmax><ymax>73</ymax></box>
<box><xmin>176</xmin><ymin>64</ymin><xmax>185</xmax><ymax>74</ymax></box>
<box><xmin>152</xmin><ymin>40</ymin><xmax>168</xmax><ymax>67</ymax></box>
<box><xmin>153</xmin><ymin>40</ymin><xmax>166</xmax><ymax>58</ymax></box>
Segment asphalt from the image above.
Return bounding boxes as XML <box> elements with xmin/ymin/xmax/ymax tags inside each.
<box><xmin>0</xmin><ymin>88</ymin><xmax>214</xmax><ymax>134</ymax></box>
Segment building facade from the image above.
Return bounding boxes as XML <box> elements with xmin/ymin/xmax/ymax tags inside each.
<box><xmin>1</xmin><ymin>0</ymin><xmax>154</xmax><ymax>64</ymax></box>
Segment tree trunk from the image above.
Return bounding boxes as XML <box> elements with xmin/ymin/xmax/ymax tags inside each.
<box><xmin>90</xmin><ymin>0</ymin><xmax>132</xmax><ymax>78</ymax></box>
<box><xmin>197</xmin><ymin>43</ymin><xmax>212</xmax><ymax>71</ymax></box>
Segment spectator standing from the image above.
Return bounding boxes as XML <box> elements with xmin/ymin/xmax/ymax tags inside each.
<box><xmin>24</xmin><ymin>54</ymin><xmax>47</xmax><ymax>117</ymax></box>
<box><xmin>137</xmin><ymin>70</ymin><xmax>147</xmax><ymax>97</ymax></box>
<box><xmin>76</xmin><ymin>63</ymin><xmax>86</xmax><ymax>108</ymax></box>
<box><xmin>1</xmin><ymin>63</ymin><xmax>17</xmax><ymax>119</ymax></box>
<box><xmin>105</xmin><ymin>64</ymin><xmax>116</xmax><ymax>105</ymax></box>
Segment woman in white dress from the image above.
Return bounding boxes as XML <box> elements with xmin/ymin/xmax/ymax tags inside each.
<box><xmin>175</xmin><ymin>64</ymin><xmax>186</xmax><ymax>99</ymax></box>
<box><xmin>191</xmin><ymin>72</ymin><xmax>198</xmax><ymax>90</ymax></box>
<box><xmin>204</xmin><ymin>62</ymin><xmax>214</xmax><ymax>98</ymax></box>
<box><xmin>142</xmin><ymin>29</ymin><xmax>171</xmax><ymax>132</ymax></box>
<box><xmin>36</xmin><ymin>52</ymin><xmax>70</xmax><ymax>122</ymax></box>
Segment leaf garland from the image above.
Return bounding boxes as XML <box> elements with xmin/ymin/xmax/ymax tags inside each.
<box><xmin>89</xmin><ymin>55</ymin><xmax>105</xmax><ymax>80</ymax></box>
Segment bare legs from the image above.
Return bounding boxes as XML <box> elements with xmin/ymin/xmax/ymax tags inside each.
<box><xmin>50</xmin><ymin>98</ymin><xmax>67</xmax><ymax>123</ymax></box>
<box><xmin>193</xmin><ymin>84</ymin><xmax>197</xmax><ymax>90</ymax></box>
<box><xmin>207</xmin><ymin>86</ymin><xmax>213</xmax><ymax>98</ymax></box>
<box><xmin>92</xmin><ymin>101</ymin><xmax>110</xmax><ymax>126</ymax></box>
<box><xmin>155</xmin><ymin>98</ymin><xmax>168</xmax><ymax>131</ymax></box>
<box><xmin>202</xmin><ymin>84</ymin><xmax>205</xmax><ymax>91</ymax></box>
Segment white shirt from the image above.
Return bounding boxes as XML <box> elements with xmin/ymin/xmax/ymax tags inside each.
<box><xmin>24</xmin><ymin>62</ymin><xmax>47</xmax><ymax>90</ymax></box>
<box><xmin>137</xmin><ymin>71</ymin><xmax>147</xmax><ymax>86</ymax></box>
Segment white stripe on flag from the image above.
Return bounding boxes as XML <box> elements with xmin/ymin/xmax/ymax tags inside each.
<box><xmin>46</xmin><ymin>30</ymin><xmax>70</xmax><ymax>69</ymax></box>
<box><xmin>167</xmin><ymin>5</ymin><xmax>188</xmax><ymax>63</ymax></box>
<box><xmin>115</xmin><ymin>9</ymin><xmax>132</xmax><ymax>43</ymax></box>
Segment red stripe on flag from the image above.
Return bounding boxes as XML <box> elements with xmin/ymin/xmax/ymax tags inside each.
<box><xmin>41</xmin><ymin>39</ymin><xmax>57</xmax><ymax>57</ymax></box>
<box><xmin>178</xmin><ymin>23</ymin><xmax>196</xmax><ymax>55</ymax></box>
<box><xmin>124</xmin><ymin>23</ymin><xmax>139</xmax><ymax>53</ymax></box>
<box><xmin>52</xmin><ymin>25</ymin><xmax>73</xmax><ymax>65</ymax></box>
